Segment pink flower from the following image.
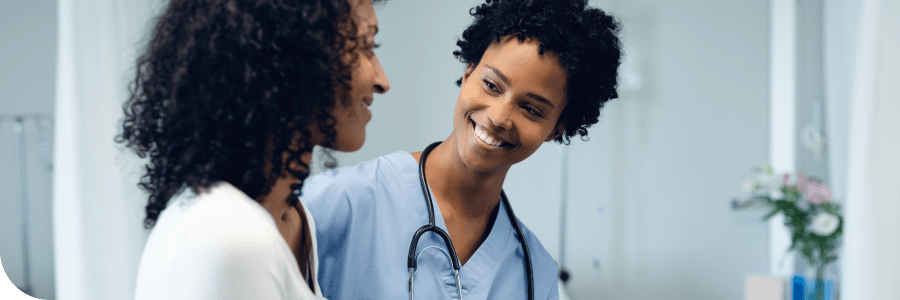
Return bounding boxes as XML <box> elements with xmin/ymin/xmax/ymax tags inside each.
<box><xmin>795</xmin><ymin>172</ymin><xmax>811</xmax><ymax>193</ymax></box>
<box><xmin>783</xmin><ymin>174</ymin><xmax>790</xmax><ymax>187</ymax></box>
<box><xmin>794</xmin><ymin>172</ymin><xmax>833</xmax><ymax>204</ymax></box>
<box><xmin>806</xmin><ymin>184</ymin><xmax>833</xmax><ymax>204</ymax></box>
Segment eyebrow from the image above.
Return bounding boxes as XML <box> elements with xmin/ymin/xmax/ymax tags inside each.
<box><xmin>485</xmin><ymin>65</ymin><xmax>557</xmax><ymax>110</ymax></box>
<box><xmin>370</xmin><ymin>24</ymin><xmax>379</xmax><ymax>35</ymax></box>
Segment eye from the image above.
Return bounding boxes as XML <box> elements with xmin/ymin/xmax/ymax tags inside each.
<box><xmin>522</xmin><ymin>105</ymin><xmax>544</xmax><ymax>118</ymax></box>
<box><xmin>362</xmin><ymin>42</ymin><xmax>379</xmax><ymax>57</ymax></box>
<box><xmin>367</xmin><ymin>43</ymin><xmax>380</xmax><ymax>55</ymax></box>
<box><xmin>483</xmin><ymin>79</ymin><xmax>500</xmax><ymax>93</ymax></box>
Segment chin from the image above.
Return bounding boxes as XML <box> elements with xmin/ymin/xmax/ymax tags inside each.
<box><xmin>454</xmin><ymin>136</ymin><xmax>508</xmax><ymax>172</ymax></box>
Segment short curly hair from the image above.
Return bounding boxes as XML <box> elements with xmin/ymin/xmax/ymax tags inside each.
<box><xmin>118</xmin><ymin>0</ymin><xmax>382</xmax><ymax>228</ymax></box>
<box><xmin>454</xmin><ymin>0</ymin><xmax>622</xmax><ymax>144</ymax></box>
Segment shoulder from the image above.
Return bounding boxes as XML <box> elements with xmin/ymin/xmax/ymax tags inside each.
<box><xmin>300</xmin><ymin>151</ymin><xmax>416</xmax><ymax>236</ymax></box>
<box><xmin>301</xmin><ymin>151</ymin><xmax>414</xmax><ymax>208</ymax></box>
<box><xmin>137</xmin><ymin>183</ymin><xmax>305</xmax><ymax>299</ymax></box>
<box><xmin>162</xmin><ymin>183</ymin><xmax>288</xmax><ymax>262</ymax></box>
<box><xmin>515</xmin><ymin>222</ymin><xmax>558</xmax><ymax>274</ymax></box>
<box><xmin>303</xmin><ymin>151</ymin><xmax>412</xmax><ymax>193</ymax></box>
<box><xmin>515</xmin><ymin>220</ymin><xmax>560</xmax><ymax>299</ymax></box>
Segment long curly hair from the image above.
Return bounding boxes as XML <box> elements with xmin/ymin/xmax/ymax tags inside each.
<box><xmin>118</xmin><ymin>0</ymin><xmax>378</xmax><ymax>228</ymax></box>
<box><xmin>454</xmin><ymin>0</ymin><xmax>622</xmax><ymax>144</ymax></box>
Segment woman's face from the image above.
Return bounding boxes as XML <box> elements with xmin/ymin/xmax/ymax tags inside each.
<box><xmin>451</xmin><ymin>36</ymin><xmax>568</xmax><ymax>172</ymax></box>
<box><xmin>330</xmin><ymin>0</ymin><xmax>390</xmax><ymax>152</ymax></box>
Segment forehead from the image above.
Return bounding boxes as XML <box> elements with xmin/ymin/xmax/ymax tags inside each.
<box><xmin>479</xmin><ymin>37</ymin><xmax>568</xmax><ymax>103</ymax></box>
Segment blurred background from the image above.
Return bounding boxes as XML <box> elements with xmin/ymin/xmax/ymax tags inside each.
<box><xmin>1</xmin><ymin>0</ymin><xmax>897</xmax><ymax>299</ymax></box>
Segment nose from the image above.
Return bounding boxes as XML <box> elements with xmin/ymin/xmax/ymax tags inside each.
<box><xmin>372</xmin><ymin>55</ymin><xmax>390</xmax><ymax>94</ymax></box>
<box><xmin>486</xmin><ymin>100</ymin><xmax>514</xmax><ymax>130</ymax></box>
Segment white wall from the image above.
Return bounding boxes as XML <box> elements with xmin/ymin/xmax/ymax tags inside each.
<box><xmin>0</xmin><ymin>0</ymin><xmax>57</xmax><ymax>115</ymax></box>
<box><xmin>0</xmin><ymin>0</ymin><xmax>58</xmax><ymax>298</ymax></box>
<box><xmin>564</xmin><ymin>1</ymin><xmax>770</xmax><ymax>298</ymax></box>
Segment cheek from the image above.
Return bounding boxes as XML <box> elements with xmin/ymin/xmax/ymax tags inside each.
<box><xmin>458</xmin><ymin>86</ymin><xmax>485</xmax><ymax>111</ymax></box>
<box><xmin>333</xmin><ymin>105</ymin><xmax>358</xmax><ymax>130</ymax></box>
<box><xmin>521</xmin><ymin>122</ymin><xmax>553</xmax><ymax>146</ymax></box>
<box><xmin>454</xmin><ymin>95</ymin><xmax>470</xmax><ymax>117</ymax></box>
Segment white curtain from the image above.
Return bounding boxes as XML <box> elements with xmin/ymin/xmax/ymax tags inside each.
<box><xmin>53</xmin><ymin>0</ymin><xmax>157</xmax><ymax>299</ymax></box>
<box><xmin>842</xmin><ymin>0</ymin><xmax>900</xmax><ymax>298</ymax></box>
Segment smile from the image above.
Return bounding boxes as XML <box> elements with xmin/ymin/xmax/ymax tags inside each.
<box><xmin>473</xmin><ymin>122</ymin><xmax>508</xmax><ymax>147</ymax></box>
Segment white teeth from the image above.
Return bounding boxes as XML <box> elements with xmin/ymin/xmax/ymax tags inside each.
<box><xmin>474</xmin><ymin>125</ymin><xmax>503</xmax><ymax>147</ymax></box>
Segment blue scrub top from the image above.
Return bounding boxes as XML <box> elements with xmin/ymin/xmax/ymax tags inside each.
<box><xmin>302</xmin><ymin>151</ymin><xmax>560</xmax><ymax>299</ymax></box>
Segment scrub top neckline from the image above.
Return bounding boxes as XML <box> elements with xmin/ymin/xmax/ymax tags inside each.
<box><xmin>403</xmin><ymin>152</ymin><xmax>517</xmax><ymax>297</ymax></box>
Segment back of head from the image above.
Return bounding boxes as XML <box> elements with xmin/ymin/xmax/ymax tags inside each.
<box><xmin>454</xmin><ymin>0</ymin><xmax>623</xmax><ymax>144</ymax></box>
<box><xmin>119</xmin><ymin>0</ymin><xmax>362</xmax><ymax>228</ymax></box>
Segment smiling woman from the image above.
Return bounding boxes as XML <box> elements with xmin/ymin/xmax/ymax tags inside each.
<box><xmin>299</xmin><ymin>0</ymin><xmax>623</xmax><ymax>299</ymax></box>
<box><xmin>330</xmin><ymin>0</ymin><xmax>391</xmax><ymax>152</ymax></box>
<box><xmin>118</xmin><ymin>0</ymin><xmax>389</xmax><ymax>299</ymax></box>
<box><xmin>452</xmin><ymin>36</ymin><xmax>569</xmax><ymax>171</ymax></box>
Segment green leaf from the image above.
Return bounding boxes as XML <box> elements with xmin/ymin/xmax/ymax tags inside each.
<box><xmin>822</xmin><ymin>203</ymin><xmax>840</xmax><ymax>214</ymax></box>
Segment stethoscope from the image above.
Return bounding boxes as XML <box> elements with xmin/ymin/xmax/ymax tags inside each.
<box><xmin>407</xmin><ymin>141</ymin><xmax>534</xmax><ymax>300</ymax></box>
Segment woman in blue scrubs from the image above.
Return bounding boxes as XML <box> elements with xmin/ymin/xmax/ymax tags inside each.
<box><xmin>302</xmin><ymin>0</ymin><xmax>622</xmax><ymax>298</ymax></box>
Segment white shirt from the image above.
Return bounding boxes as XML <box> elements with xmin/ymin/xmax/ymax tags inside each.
<box><xmin>134</xmin><ymin>182</ymin><xmax>325</xmax><ymax>300</ymax></box>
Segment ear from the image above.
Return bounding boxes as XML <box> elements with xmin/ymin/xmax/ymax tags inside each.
<box><xmin>461</xmin><ymin>63</ymin><xmax>476</xmax><ymax>85</ymax></box>
<box><xmin>545</xmin><ymin>122</ymin><xmax>566</xmax><ymax>142</ymax></box>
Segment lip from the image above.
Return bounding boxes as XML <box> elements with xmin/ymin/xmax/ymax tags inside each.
<box><xmin>362</xmin><ymin>96</ymin><xmax>374</xmax><ymax>108</ymax></box>
<box><xmin>470</xmin><ymin>118</ymin><xmax>513</xmax><ymax>147</ymax></box>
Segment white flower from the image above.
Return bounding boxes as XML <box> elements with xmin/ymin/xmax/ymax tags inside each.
<box><xmin>809</xmin><ymin>212</ymin><xmax>840</xmax><ymax>236</ymax></box>
<box><xmin>769</xmin><ymin>190</ymin><xmax>785</xmax><ymax>199</ymax></box>
<box><xmin>754</xmin><ymin>174</ymin><xmax>781</xmax><ymax>192</ymax></box>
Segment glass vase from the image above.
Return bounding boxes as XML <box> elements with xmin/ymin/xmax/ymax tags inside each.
<box><xmin>801</xmin><ymin>262</ymin><xmax>838</xmax><ymax>300</ymax></box>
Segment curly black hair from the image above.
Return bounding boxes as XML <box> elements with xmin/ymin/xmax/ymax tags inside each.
<box><xmin>454</xmin><ymin>0</ymin><xmax>622</xmax><ymax>144</ymax></box>
<box><xmin>118</xmin><ymin>0</ymin><xmax>381</xmax><ymax>228</ymax></box>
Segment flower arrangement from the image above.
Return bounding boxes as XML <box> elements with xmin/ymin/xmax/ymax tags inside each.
<box><xmin>734</xmin><ymin>164</ymin><xmax>843</xmax><ymax>286</ymax></box>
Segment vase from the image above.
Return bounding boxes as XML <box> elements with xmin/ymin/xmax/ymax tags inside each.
<box><xmin>801</xmin><ymin>263</ymin><xmax>839</xmax><ymax>300</ymax></box>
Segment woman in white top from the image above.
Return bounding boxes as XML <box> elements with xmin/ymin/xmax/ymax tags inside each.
<box><xmin>118</xmin><ymin>0</ymin><xmax>390</xmax><ymax>298</ymax></box>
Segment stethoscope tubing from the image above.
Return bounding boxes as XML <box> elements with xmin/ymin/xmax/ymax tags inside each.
<box><xmin>407</xmin><ymin>141</ymin><xmax>534</xmax><ymax>300</ymax></box>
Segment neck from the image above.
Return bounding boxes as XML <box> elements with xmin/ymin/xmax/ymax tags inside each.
<box><xmin>258</xmin><ymin>151</ymin><xmax>314</xmax><ymax>286</ymax></box>
<box><xmin>416</xmin><ymin>137</ymin><xmax>509</xmax><ymax>265</ymax></box>
<box><xmin>424</xmin><ymin>137</ymin><xmax>509</xmax><ymax>223</ymax></box>
<box><xmin>258</xmin><ymin>173</ymin><xmax>304</xmax><ymax>247</ymax></box>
